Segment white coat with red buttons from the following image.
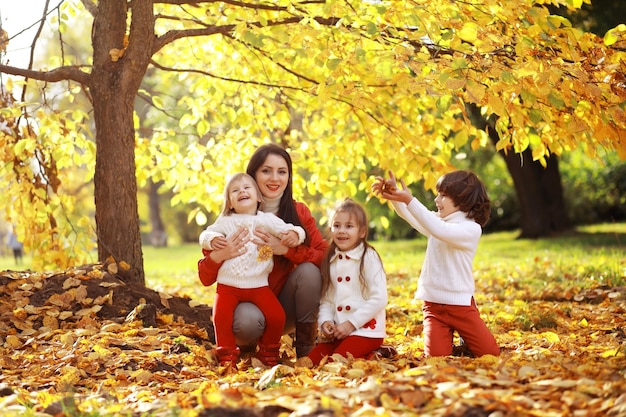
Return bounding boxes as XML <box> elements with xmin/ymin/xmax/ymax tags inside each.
<box><xmin>318</xmin><ymin>242</ymin><xmax>387</xmax><ymax>338</ymax></box>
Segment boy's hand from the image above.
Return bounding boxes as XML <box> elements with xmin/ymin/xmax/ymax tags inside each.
<box><xmin>372</xmin><ymin>170</ymin><xmax>413</xmax><ymax>204</ymax></box>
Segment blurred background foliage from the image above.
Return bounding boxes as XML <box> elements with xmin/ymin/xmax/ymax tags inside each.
<box><xmin>124</xmin><ymin>146</ymin><xmax>625</xmax><ymax>245</ymax></box>
<box><xmin>1</xmin><ymin>0</ymin><xmax>625</xmax><ymax>256</ymax></box>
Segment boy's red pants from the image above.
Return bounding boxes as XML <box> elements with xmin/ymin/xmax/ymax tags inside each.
<box><xmin>422</xmin><ymin>298</ymin><xmax>500</xmax><ymax>357</ymax></box>
<box><xmin>307</xmin><ymin>335</ymin><xmax>383</xmax><ymax>365</ymax></box>
<box><xmin>213</xmin><ymin>284</ymin><xmax>285</xmax><ymax>349</ymax></box>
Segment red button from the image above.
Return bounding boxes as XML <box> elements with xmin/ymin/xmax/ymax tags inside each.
<box><xmin>339</xmin><ymin>254</ymin><xmax>343</xmax><ymax>259</ymax></box>
<box><xmin>346</xmin><ymin>255</ymin><xmax>351</xmax><ymax>260</ymax></box>
<box><xmin>337</xmin><ymin>277</ymin><xmax>342</xmax><ymax>282</ymax></box>
<box><xmin>345</xmin><ymin>276</ymin><xmax>351</xmax><ymax>281</ymax></box>
<box><xmin>337</xmin><ymin>306</ymin><xmax>342</xmax><ymax>312</ymax></box>
<box><xmin>346</xmin><ymin>305</ymin><xmax>351</xmax><ymax>311</ymax></box>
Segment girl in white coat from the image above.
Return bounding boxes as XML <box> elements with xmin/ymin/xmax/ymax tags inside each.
<box><xmin>307</xmin><ymin>198</ymin><xmax>388</xmax><ymax>365</ymax></box>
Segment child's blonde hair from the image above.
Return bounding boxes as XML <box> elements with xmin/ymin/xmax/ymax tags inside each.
<box><xmin>221</xmin><ymin>173</ymin><xmax>264</xmax><ymax>215</ymax></box>
<box><xmin>320</xmin><ymin>198</ymin><xmax>383</xmax><ymax>298</ymax></box>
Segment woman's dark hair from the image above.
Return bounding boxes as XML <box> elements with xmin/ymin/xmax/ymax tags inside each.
<box><xmin>246</xmin><ymin>143</ymin><xmax>306</xmax><ymax>235</ymax></box>
<box><xmin>436</xmin><ymin>170</ymin><xmax>491</xmax><ymax>226</ymax></box>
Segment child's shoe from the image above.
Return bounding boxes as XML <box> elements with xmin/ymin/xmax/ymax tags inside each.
<box><xmin>255</xmin><ymin>343</ymin><xmax>281</xmax><ymax>366</ymax></box>
<box><xmin>216</xmin><ymin>346</ymin><xmax>240</xmax><ymax>368</ymax></box>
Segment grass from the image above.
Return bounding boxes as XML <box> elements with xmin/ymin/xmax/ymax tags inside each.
<box><xmin>1</xmin><ymin>222</ymin><xmax>624</xmax><ymax>306</ymax></box>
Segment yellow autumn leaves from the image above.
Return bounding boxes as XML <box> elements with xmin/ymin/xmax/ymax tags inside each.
<box><xmin>1</xmin><ymin>256</ymin><xmax>625</xmax><ymax>416</ymax></box>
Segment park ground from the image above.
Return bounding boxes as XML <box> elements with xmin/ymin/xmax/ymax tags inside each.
<box><xmin>0</xmin><ymin>223</ymin><xmax>624</xmax><ymax>416</ymax></box>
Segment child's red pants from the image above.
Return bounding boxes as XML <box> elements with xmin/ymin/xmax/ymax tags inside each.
<box><xmin>213</xmin><ymin>284</ymin><xmax>285</xmax><ymax>350</ymax></box>
<box><xmin>422</xmin><ymin>298</ymin><xmax>500</xmax><ymax>357</ymax></box>
<box><xmin>307</xmin><ymin>335</ymin><xmax>383</xmax><ymax>365</ymax></box>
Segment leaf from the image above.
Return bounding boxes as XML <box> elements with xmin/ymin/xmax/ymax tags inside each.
<box><xmin>603</xmin><ymin>25</ymin><xmax>624</xmax><ymax>46</ymax></box>
<box><xmin>601</xmin><ymin>348</ymin><xmax>620</xmax><ymax>358</ymax></box>
<box><xmin>466</xmin><ymin>80</ymin><xmax>486</xmax><ymax>103</ymax></box>
<box><xmin>541</xmin><ymin>331</ymin><xmax>560</xmax><ymax>343</ymax></box>
<box><xmin>458</xmin><ymin>22</ymin><xmax>479</xmax><ymax>43</ymax></box>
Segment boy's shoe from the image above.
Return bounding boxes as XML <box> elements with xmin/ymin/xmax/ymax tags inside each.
<box><xmin>452</xmin><ymin>338</ymin><xmax>475</xmax><ymax>357</ymax></box>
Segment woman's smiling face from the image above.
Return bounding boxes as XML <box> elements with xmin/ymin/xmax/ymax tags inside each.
<box><xmin>253</xmin><ymin>153</ymin><xmax>290</xmax><ymax>200</ymax></box>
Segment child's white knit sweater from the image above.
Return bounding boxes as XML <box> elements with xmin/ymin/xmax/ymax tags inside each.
<box><xmin>199</xmin><ymin>212</ymin><xmax>305</xmax><ymax>289</ymax></box>
<box><xmin>391</xmin><ymin>198</ymin><xmax>481</xmax><ymax>306</ymax></box>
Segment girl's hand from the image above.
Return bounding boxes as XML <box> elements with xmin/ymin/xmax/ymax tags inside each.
<box><xmin>209</xmin><ymin>227</ymin><xmax>250</xmax><ymax>263</ymax></box>
<box><xmin>253</xmin><ymin>228</ymin><xmax>288</xmax><ymax>255</ymax></box>
<box><xmin>333</xmin><ymin>321</ymin><xmax>356</xmax><ymax>340</ymax></box>
<box><xmin>210</xmin><ymin>236</ymin><xmax>228</xmax><ymax>250</ymax></box>
<box><xmin>321</xmin><ymin>321</ymin><xmax>336</xmax><ymax>340</ymax></box>
<box><xmin>279</xmin><ymin>230</ymin><xmax>300</xmax><ymax>248</ymax></box>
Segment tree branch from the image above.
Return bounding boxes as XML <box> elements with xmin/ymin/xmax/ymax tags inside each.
<box><xmin>0</xmin><ymin>64</ymin><xmax>92</xmax><ymax>85</ymax></box>
<box><xmin>152</xmin><ymin>0</ymin><xmax>323</xmax><ymax>10</ymax></box>
<box><xmin>153</xmin><ymin>25</ymin><xmax>234</xmax><ymax>53</ymax></box>
<box><xmin>152</xmin><ymin>15</ymin><xmax>339</xmax><ymax>53</ymax></box>
<box><xmin>149</xmin><ymin>59</ymin><xmax>308</xmax><ymax>93</ymax></box>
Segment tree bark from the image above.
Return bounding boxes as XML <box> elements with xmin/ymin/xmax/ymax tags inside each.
<box><xmin>90</xmin><ymin>0</ymin><xmax>156</xmax><ymax>284</ymax></box>
<box><xmin>498</xmin><ymin>150</ymin><xmax>571</xmax><ymax>237</ymax></box>
<box><xmin>148</xmin><ymin>180</ymin><xmax>168</xmax><ymax>247</ymax></box>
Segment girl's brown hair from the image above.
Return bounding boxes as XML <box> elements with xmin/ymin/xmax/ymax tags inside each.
<box><xmin>436</xmin><ymin>170</ymin><xmax>491</xmax><ymax>226</ymax></box>
<box><xmin>320</xmin><ymin>198</ymin><xmax>383</xmax><ymax>298</ymax></box>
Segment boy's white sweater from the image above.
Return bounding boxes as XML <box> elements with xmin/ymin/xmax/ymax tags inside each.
<box><xmin>391</xmin><ymin>198</ymin><xmax>481</xmax><ymax>306</ymax></box>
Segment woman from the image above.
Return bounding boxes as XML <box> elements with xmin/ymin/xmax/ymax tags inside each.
<box><xmin>198</xmin><ymin>144</ymin><xmax>328</xmax><ymax>358</ymax></box>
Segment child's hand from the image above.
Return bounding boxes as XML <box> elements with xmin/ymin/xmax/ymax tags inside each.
<box><xmin>253</xmin><ymin>228</ymin><xmax>289</xmax><ymax>255</ymax></box>
<box><xmin>373</xmin><ymin>170</ymin><xmax>413</xmax><ymax>204</ymax></box>
<box><xmin>371</xmin><ymin>176</ymin><xmax>386</xmax><ymax>195</ymax></box>
<box><xmin>210</xmin><ymin>236</ymin><xmax>228</xmax><ymax>250</ymax></box>
<box><xmin>372</xmin><ymin>171</ymin><xmax>400</xmax><ymax>197</ymax></box>
<box><xmin>333</xmin><ymin>321</ymin><xmax>356</xmax><ymax>340</ymax></box>
<box><xmin>209</xmin><ymin>227</ymin><xmax>250</xmax><ymax>263</ymax></box>
<box><xmin>321</xmin><ymin>321</ymin><xmax>336</xmax><ymax>340</ymax></box>
<box><xmin>279</xmin><ymin>230</ymin><xmax>300</xmax><ymax>247</ymax></box>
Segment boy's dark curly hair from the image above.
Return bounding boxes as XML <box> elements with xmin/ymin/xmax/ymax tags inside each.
<box><xmin>436</xmin><ymin>170</ymin><xmax>491</xmax><ymax>226</ymax></box>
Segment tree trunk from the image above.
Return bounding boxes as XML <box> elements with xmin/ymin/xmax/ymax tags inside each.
<box><xmin>92</xmin><ymin>87</ymin><xmax>145</xmax><ymax>283</ymax></box>
<box><xmin>148</xmin><ymin>179</ymin><xmax>168</xmax><ymax>247</ymax></box>
<box><xmin>467</xmin><ymin>104</ymin><xmax>571</xmax><ymax>238</ymax></box>
<box><xmin>90</xmin><ymin>0</ymin><xmax>156</xmax><ymax>285</ymax></box>
<box><xmin>498</xmin><ymin>150</ymin><xmax>571</xmax><ymax>238</ymax></box>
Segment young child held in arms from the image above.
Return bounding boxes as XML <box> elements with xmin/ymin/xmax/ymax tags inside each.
<box><xmin>372</xmin><ymin>170</ymin><xmax>499</xmax><ymax>357</ymax></box>
<box><xmin>306</xmin><ymin>198</ymin><xmax>388</xmax><ymax>365</ymax></box>
<box><xmin>199</xmin><ymin>173</ymin><xmax>306</xmax><ymax>367</ymax></box>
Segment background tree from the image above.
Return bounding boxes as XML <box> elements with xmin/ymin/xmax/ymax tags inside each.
<box><xmin>0</xmin><ymin>0</ymin><xmax>624</xmax><ymax>284</ymax></box>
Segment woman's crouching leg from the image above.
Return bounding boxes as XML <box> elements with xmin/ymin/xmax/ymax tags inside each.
<box><xmin>232</xmin><ymin>302</ymin><xmax>265</xmax><ymax>349</ymax></box>
<box><xmin>280</xmin><ymin>262</ymin><xmax>322</xmax><ymax>357</ymax></box>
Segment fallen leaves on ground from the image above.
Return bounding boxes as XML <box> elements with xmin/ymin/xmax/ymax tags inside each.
<box><xmin>1</xmin><ymin>262</ymin><xmax>625</xmax><ymax>417</ymax></box>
